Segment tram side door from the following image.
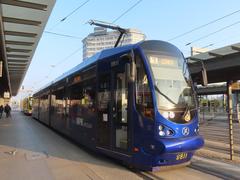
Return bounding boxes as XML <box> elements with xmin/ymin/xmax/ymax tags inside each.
<box><xmin>111</xmin><ymin>60</ymin><xmax>130</xmax><ymax>153</ymax></box>
<box><xmin>97</xmin><ymin>72</ymin><xmax>112</xmax><ymax>148</ymax></box>
<box><xmin>97</xmin><ymin>59</ymin><xmax>131</xmax><ymax>153</ymax></box>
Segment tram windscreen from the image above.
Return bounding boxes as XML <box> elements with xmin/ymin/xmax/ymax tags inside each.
<box><xmin>141</xmin><ymin>41</ymin><xmax>196</xmax><ymax>123</ymax></box>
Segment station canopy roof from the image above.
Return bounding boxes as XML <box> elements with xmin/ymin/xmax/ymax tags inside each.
<box><xmin>0</xmin><ymin>0</ymin><xmax>55</xmax><ymax>96</ymax></box>
<box><xmin>188</xmin><ymin>42</ymin><xmax>240</xmax><ymax>62</ymax></box>
<box><xmin>188</xmin><ymin>42</ymin><xmax>240</xmax><ymax>84</ymax></box>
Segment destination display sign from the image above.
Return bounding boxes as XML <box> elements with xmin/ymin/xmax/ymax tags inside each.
<box><xmin>148</xmin><ymin>55</ymin><xmax>177</xmax><ymax>67</ymax></box>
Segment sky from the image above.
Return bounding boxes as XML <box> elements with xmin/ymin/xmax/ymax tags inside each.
<box><xmin>17</xmin><ymin>0</ymin><xmax>240</xmax><ymax>98</ymax></box>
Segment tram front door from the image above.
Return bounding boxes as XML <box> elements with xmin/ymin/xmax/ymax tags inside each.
<box><xmin>97</xmin><ymin>58</ymin><xmax>131</xmax><ymax>153</ymax></box>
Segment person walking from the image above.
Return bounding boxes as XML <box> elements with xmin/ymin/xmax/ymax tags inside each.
<box><xmin>0</xmin><ymin>105</ymin><xmax>3</xmax><ymax>119</ymax></box>
<box><xmin>4</xmin><ymin>104</ymin><xmax>11</xmax><ymax>118</ymax></box>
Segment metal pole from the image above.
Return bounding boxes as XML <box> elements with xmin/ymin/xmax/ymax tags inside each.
<box><xmin>227</xmin><ymin>81</ymin><xmax>234</xmax><ymax>160</ymax></box>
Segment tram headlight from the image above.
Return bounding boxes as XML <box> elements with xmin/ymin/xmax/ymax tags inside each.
<box><xmin>159</xmin><ymin>131</ymin><xmax>165</xmax><ymax>136</ymax></box>
<box><xmin>159</xmin><ymin>125</ymin><xmax>164</xmax><ymax>131</ymax></box>
<box><xmin>166</xmin><ymin>129</ymin><xmax>174</xmax><ymax>136</ymax></box>
<box><xmin>158</xmin><ymin>124</ymin><xmax>175</xmax><ymax>137</ymax></box>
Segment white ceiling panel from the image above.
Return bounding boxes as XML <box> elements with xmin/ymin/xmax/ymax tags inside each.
<box><xmin>0</xmin><ymin>0</ymin><xmax>56</xmax><ymax>96</ymax></box>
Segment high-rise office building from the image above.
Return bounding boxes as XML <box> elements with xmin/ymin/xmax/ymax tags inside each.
<box><xmin>82</xmin><ymin>27</ymin><xmax>146</xmax><ymax>60</ymax></box>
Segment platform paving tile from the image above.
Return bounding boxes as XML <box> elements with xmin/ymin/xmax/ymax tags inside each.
<box><xmin>0</xmin><ymin>146</ymin><xmax>104</xmax><ymax>180</ymax></box>
<box><xmin>0</xmin><ymin>112</ymin><xmax>142</xmax><ymax>180</ymax></box>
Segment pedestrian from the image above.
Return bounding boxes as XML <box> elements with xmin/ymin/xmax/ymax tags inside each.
<box><xmin>0</xmin><ymin>105</ymin><xmax>3</xmax><ymax>119</ymax></box>
<box><xmin>4</xmin><ymin>104</ymin><xmax>11</xmax><ymax>118</ymax></box>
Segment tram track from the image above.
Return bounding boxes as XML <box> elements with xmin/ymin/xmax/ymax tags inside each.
<box><xmin>131</xmin><ymin>163</ymin><xmax>222</xmax><ymax>180</ymax></box>
<box><xmin>189</xmin><ymin>165</ymin><xmax>228</xmax><ymax>180</ymax></box>
<box><xmin>189</xmin><ymin>163</ymin><xmax>238</xmax><ymax>180</ymax></box>
<box><xmin>137</xmin><ymin>171</ymin><xmax>164</xmax><ymax>180</ymax></box>
<box><xmin>131</xmin><ymin>169</ymin><xmax>164</xmax><ymax>180</ymax></box>
<box><xmin>131</xmin><ymin>159</ymin><xmax>239</xmax><ymax>180</ymax></box>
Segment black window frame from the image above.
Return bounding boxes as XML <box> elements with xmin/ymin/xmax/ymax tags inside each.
<box><xmin>135</xmin><ymin>51</ymin><xmax>155</xmax><ymax>120</ymax></box>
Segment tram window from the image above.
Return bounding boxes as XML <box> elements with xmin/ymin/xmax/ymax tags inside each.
<box><xmin>115</xmin><ymin>72</ymin><xmax>128</xmax><ymax>124</ymax></box>
<box><xmin>51</xmin><ymin>88</ymin><xmax>65</xmax><ymax>115</ymax></box>
<box><xmin>40</xmin><ymin>94</ymin><xmax>49</xmax><ymax>110</ymax></box>
<box><xmin>80</xmin><ymin>84</ymin><xmax>96</xmax><ymax>109</ymax></box>
<box><xmin>69</xmin><ymin>78</ymin><xmax>96</xmax><ymax>125</ymax></box>
<box><xmin>32</xmin><ymin>98</ymin><xmax>38</xmax><ymax>111</ymax></box>
<box><xmin>98</xmin><ymin>74</ymin><xmax>111</xmax><ymax>122</ymax></box>
<box><xmin>136</xmin><ymin>55</ymin><xmax>154</xmax><ymax>119</ymax></box>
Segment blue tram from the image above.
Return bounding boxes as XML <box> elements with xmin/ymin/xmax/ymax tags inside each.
<box><xmin>32</xmin><ymin>40</ymin><xmax>204</xmax><ymax>171</ymax></box>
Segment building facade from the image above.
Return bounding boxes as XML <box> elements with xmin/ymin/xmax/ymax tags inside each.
<box><xmin>82</xmin><ymin>27</ymin><xmax>146</xmax><ymax>59</ymax></box>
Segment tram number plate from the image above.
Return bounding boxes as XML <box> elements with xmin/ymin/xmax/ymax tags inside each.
<box><xmin>176</xmin><ymin>153</ymin><xmax>188</xmax><ymax>160</ymax></box>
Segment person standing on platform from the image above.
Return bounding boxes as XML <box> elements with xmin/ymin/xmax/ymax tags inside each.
<box><xmin>4</xmin><ymin>104</ymin><xmax>11</xmax><ymax>118</ymax></box>
<box><xmin>0</xmin><ymin>105</ymin><xmax>3</xmax><ymax>119</ymax></box>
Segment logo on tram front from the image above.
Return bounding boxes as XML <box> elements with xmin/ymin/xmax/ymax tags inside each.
<box><xmin>182</xmin><ymin>127</ymin><xmax>189</xmax><ymax>136</ymax></box>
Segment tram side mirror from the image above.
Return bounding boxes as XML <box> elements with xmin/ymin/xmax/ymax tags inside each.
<box><xmin>201</xmin><ymin>61</ymin><xmax>208</xmax><ymax>86</ymax></box>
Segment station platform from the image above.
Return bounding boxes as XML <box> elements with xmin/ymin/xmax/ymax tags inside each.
<box><xmin>0</xmin><ymin>111</ymin><xmax>240</xmax><ymax>180</ymax></box>
<box><xmin>0</xmin><ymin>111</ymin><xmax>142</xmax><ymax>180</ymax></box>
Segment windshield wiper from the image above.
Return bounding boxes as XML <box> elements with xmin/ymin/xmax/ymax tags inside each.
<box><xmin>154</xmin><ymin>85</ymin><xmax>177</xmax><ymax>106</ymax></box>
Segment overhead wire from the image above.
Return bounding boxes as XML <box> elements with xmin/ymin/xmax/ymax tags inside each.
<box><xmin>54</xmin><ymin>47</ymin><xmax>83</xmax><ymax>67</ymax></box>
<box><xmin>49</xmin><ymin>0</ymin><xmax>91</xmax><ymax>30</ymax></box>
<box><xmin>50</xmin><ymin>0</ymin><xmax>145</xmax><ymax>68</ymax></box>
<box><xmin>184</xmin><ymin>32</ymin><xmax>240</xmax><ymax>57</ymax></box>
<box><xmin>38</xmin><ymin>0</ymin><xmax>91</xmax><ymax>86</ymax></box>
<box><xmin>201</xmin><ymin>44</ymin><xmax>214</xmax><ymax>49</ymax></box>
<box><xmin>37</xmin><ymin>0</ymin><xmax>144</xmax><ymax>88</ymax></box>
<box><xmin>112</xmin><ymin>0</ymin><xmax>143</xmax><ymax>23</ymax></box>
<box><xmin>60</xmin><ymin>0</ymin><xmax>90</xmax><ymax>22</ymax></box>
<box><xmin>197</xmin><ymin>29</ymin><xmax>240</xmax><ymax>50</ymax></box>
<box><xmin>168</xmin><ymin>8</ymin><xmax>240</xmax><ymax>41</ymax></box>
<box><xmin>185</xmin><ymin>20</ymin><xmax>240</xmax><ymax>46</ymax></box>
<box><xmin>110</xmin><ymin>0</ymin><xmax>144</xmax><ymax>46</ymax></box>
<box><xmin>45</xmin><ymin>0</ymin><xmax>91</xmax><ymax>38</ymax></box>
<box><xmin>44</xmin><ymin>31</ymin><xmax>83</xmax><ymax>39</ymax></box>
<box><xmin>33</xmin><ymin>46</ymin><xmax>83</xmax><ymax>89</ymax></box>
